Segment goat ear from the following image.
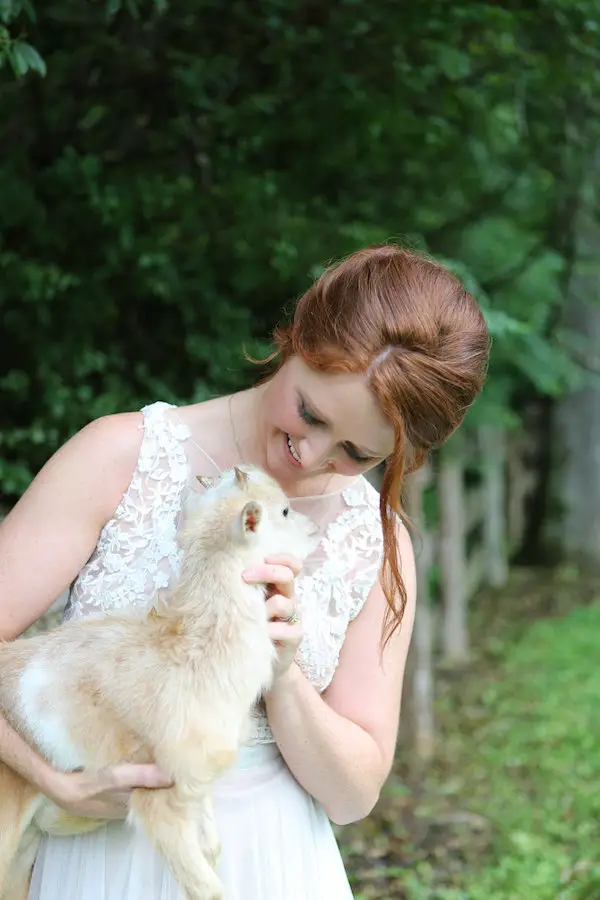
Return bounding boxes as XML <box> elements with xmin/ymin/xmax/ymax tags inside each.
<box><xmin>196</xmin><ymin>475</ymin><xmax>216</xmax><ymax>490</ymax></box>
<box><xmin>241</xmin><ymin>501</ymin><xmax>262</xmax><ymax>535</ymax></box>
<box><xmin>234</xmin><ymin>466</ymin><xmax>249</xmax><ymax>488</ymax></box>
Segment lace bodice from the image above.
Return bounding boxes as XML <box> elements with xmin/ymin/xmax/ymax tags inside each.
<box><xmin>65</xmin><ymin>402</ymin><xmax>384</xmax><ymax>743</ymax></box>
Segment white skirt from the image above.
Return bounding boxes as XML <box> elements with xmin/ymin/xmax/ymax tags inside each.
<box><xmin>29</xmin><ymin>743</ymin><xmax>354</xmax><ymax>899</ymax></box>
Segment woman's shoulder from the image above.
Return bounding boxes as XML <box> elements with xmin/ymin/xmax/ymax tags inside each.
<box><xmin>81</xmin><ymin>400</ymin><xmax>190</xmax><ymax>466</ymax></box>
<box><xmin>83</xmin><ymin>400</ymin><xmax>198</xmax><ymax>489</ymax></box>
<box><xmin>84</xmin><ymin>408</ymin><xmax>145</xmax><ymax>446</ymax></box>
<box><xmin>70</xmin><ymin>402</ymin><xmax>180</xmax><ymax>508</ymax></box>
<box><xmin>62</xmin><ymin>410</ymin><xmax>146</xmax><ymax>504</ymax></box>
<box><xmin>0</xmin><ymin>410</ymin><xmax>150</xmax><ymax>639</ymax></box>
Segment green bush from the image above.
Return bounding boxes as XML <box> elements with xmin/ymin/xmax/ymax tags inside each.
<box><xmin>2</xmin><ymin>1</ymin><xmax>600</xmax><ymax>496</ymax></box>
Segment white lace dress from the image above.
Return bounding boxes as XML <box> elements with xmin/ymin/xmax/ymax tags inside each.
<box><xmin>28</xmin><ymin>402</ymin><xmax>383</xmax><ymax>900</ymax></box>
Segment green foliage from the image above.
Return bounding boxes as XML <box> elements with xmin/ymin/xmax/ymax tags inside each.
<box><xmin>2</xmin><ymin>1</ymin><xmax>600</xmax><ymax>496</ymax></box>
<box><xmin>0</xmin><ymin>1</ymin><xmax>45</xmax><ymax>77</ymax></box>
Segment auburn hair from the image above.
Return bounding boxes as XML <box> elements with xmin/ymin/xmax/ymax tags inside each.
<box><xmin>265</xmin><ymin>245</ymin><xmax>489</xmax><ymax>642</ymax></box>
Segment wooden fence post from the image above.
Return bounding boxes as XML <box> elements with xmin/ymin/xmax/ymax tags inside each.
<box><xmin>396</xmin><ymin>426</ymin><xmax>524</xmax><ymax>764</ymax></box>
<box><xmin>438</xmin><ymin>444</ymin><xmax>469</xmax><ymax>663</ymax></box>
<box><xmin>403</xmin><ymin>463</ymin><xmax>435</xmax><ymax>762</ymax></box>
<box><xmin>506</xmin><ymin>432</ymin><xmax>535</xmax><ymax>551</ymax></box>
<box><xmin>479</xmin><ymin>427</ymin><xmax>509</xmax><ymax>587</ymax></box>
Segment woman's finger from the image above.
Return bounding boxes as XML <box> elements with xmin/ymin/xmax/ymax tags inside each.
<box><xmin>107</xmin><ymin>763</ymin><xmax>173</xmax><ymax>791</ymax></box>
<box><xmin>264</xmin><ymin>554</ymin><xmax>304</xmax><ymax>578</ymax></box>
<box><xmin>265</xmin><ymin>594</ymin><xmax>297</xmax><ymax>621</ymax></box>
<box><xmin>242</xmin><ymin>564</ymin><xmax>295</xmax><ymax>587</ymax></box>
<box><xmin>268</xmin><ymin>621</ymin><xmax>304</xmax><ymax>644</ymax></box>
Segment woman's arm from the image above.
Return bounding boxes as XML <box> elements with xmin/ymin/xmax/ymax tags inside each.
<box><xmin>0</xmin><ymin>711</ymin><xmax>64</xmax><ymax>796</ymax></box>
<box><xmin>0</xmin><ymin>412</ymin><xmax>172</xmax><ymax>811</ymax></box>
<box><xmin>0</xmin><ymin>414</ymin><xmax>142</xmax><ymax>641</ymax></box>
<box><xmin>262</xmin><ymin>524</ymin><xmax>416</xmax><ymax>826</ymax></box>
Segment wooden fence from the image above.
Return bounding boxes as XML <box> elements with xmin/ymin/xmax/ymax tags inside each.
<box><xmin>400</xmin><ymin>426</ymin><xmax>535</xmax><ymax>762</ymax></box>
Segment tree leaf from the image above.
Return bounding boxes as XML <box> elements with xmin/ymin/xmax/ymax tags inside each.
<box><xmin>10</xmin><ymin>40</ymin><xmax>46</xmax><ymax>76</ymax></box>
<box><xmin>105</xmin><ymin>0</ymin><xmax>122</xmax><ymax>18</ymax></box>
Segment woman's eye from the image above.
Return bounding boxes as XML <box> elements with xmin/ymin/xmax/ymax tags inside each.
<box><xmin>298</xmin><ymin>400</ymin><xmax>320</xmax><ymax>426</ymax></box>
<box><xmin>297</xmin><ymin>396</ymin><xmax>372</xmax><ymax>463</ymax></box>
<box><xmin>344</xmin><ymin>444</ymin><xmax>371</xmax><ymax>464</ymax></box>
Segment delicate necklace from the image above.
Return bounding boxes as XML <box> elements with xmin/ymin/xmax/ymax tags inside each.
<box><xmin>228</xmin><ymin>393</ymin><xmax>345</xmax><ymax>503</ymax></box>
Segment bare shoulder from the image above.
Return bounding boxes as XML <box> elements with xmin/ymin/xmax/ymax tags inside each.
<box><xmin>0</xmin><ymin>412</ymin><xmax>145</xmax><ymax>639</ymax></box>
<box><xmin>20</xmin><ymin>411</ymin><xmax>145</xmax><ymax>519</ymax></box>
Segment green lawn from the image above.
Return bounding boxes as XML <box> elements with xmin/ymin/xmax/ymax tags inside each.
<box><xmin>448</xmin><ymin>602</ymin><xmax>600</xmax><ymax>899</ymax></box>
<box><xmin>342</xmin><ymin>595</ymin><xmax>600</xmax><ymax>899</ymax></box>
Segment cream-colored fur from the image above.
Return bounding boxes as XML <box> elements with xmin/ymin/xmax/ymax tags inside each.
<box><xmin>0</xmin><ymin>466</ymin><xmax>317</xmax><ymax>900</ymax></box>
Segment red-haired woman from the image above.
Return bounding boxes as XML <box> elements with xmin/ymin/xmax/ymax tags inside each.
<box><xmin>0</xmin><ymin>245</ymin><xmax>489</xmax><ymax>899</ymax></box>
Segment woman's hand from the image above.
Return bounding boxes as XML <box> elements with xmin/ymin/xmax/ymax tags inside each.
<box><xmin>46</xmin><ymin>763</ymin><xmax>173</xmax><ymax>820</ymax></box>
<box><xmin>243</xmin><ymin>554</ymin><xmax>304</xmax><ymax>680</ymax></box>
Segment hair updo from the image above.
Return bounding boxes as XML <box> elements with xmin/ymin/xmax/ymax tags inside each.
<box><xmin>269</xmin><ymin>245</ymin><xmax>489</xmax><ymax>640</ymax></box>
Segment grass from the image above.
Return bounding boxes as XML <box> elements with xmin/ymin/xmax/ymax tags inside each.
<box><xmin>340</xmin><ymin>571</ymin><xmax>600</xmax><ymax>899</ymax></box>
<box><xmin>445</xmin><ymin>602</ymin><xmax>600</xmax><ymax>899</ymax></box>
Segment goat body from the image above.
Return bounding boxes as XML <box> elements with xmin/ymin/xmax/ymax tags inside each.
<box><xmin>0</xmin><ymin>466</ymin><xmax>317</xmax><ymax>900</ymax></box>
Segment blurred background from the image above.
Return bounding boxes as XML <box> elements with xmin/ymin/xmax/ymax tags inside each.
<box><xmin>2</xmin><ymin>1</ymin><xmax>600</xmax><ymax>897</ymax></box>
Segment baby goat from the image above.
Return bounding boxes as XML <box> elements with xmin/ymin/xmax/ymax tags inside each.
<box><xmin>0</xmin><ymin>465</ymin><xmax>317</xmax><ymax>900</ymax></box>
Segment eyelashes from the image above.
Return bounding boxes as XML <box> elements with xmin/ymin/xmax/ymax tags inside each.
<box><xmin>297</xmin><ymin>399</ymin><xmax>320</xmax><ymax>427</ymax></box>
<box><xmin>344</xmin><ymin>446</ymin><xmax>372</xmax><ymax>464</ymax></box>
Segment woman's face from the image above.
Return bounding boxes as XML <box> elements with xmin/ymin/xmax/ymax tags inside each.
<box><xmin>259</xmin><ymin>355</ymin><xmax>395</xmax><ymax>484</ymax></box>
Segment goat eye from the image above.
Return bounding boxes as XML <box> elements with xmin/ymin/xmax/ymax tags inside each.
<box><xmin>282</xmin><ymin>507</ymin><xmax>290</xmax><ymax>518</ymax></box>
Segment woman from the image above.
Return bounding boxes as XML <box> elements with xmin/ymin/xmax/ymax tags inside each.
<box><xmin>0</xmin><ymin>245</ymin><xmax>489</xmax><ymax>899</ymax></box>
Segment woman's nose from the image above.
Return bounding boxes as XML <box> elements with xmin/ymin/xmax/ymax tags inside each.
<box><xmin>297</xmin><ymin>434</ymin><xmax>334</xmax><ymax>470</ymax></box>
